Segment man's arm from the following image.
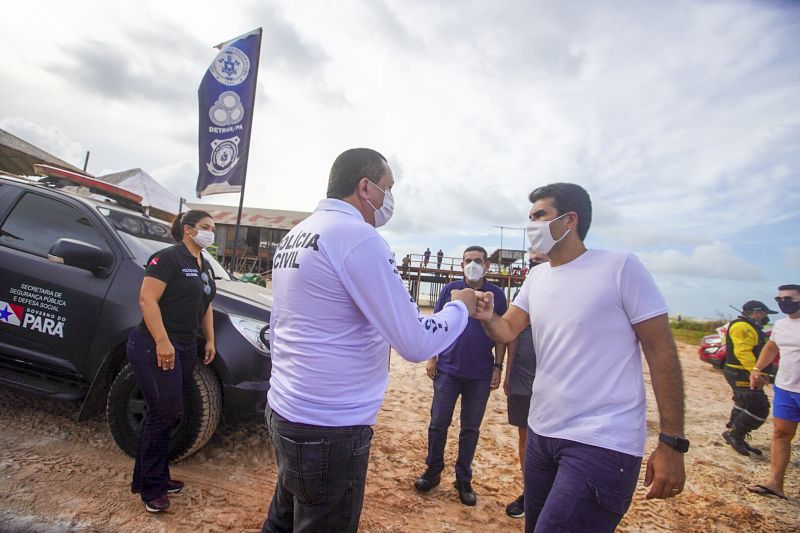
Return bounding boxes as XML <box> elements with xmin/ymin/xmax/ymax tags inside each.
<box><xmin>474</xmin><ymin>291</ymin><xmax>530</xmax><ymax>343</ymax></box>
<box><xmin>750</xmin><ymin>340</ymin><xmax>779</xmax><ymax>389</ymax></box>
<box><xmin>340</xmin><ymin>237</ymin><xmax>475</xmax><ymax>362</ymax></box>
<box><xmin>491</xmin><ymin>342</ymin><xmax>507</xmax><ymax>390</ymax></box>
<box><xmin>634</xmin><ymin>314</ymin><xmax>686</xmax><ymax>499</ymax></box>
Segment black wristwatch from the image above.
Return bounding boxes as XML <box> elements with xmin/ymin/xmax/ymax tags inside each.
<box><xmin>659</xmin><ymin>433</ymin><xmax>690</xmax><ymax>453</ymax></box>
<box><xmin>492</xmin><ymin>363</ymin><xmax>503</xmax><ymax>371</ymax></box>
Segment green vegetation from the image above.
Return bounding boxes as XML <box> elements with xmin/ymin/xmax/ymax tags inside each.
<box><xmin>239</xmin><ymin>272</ymin><xmax>267</xmax><ymax>287</ymax></box>
<box><xmin>669</xmin><ymin>318</ymin><xmax>727</xmax><ymax>346</ymax></box>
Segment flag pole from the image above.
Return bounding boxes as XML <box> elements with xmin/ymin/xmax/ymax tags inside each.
<box><xmin>226</xmin><ymin>28</ymin><xmax>262</xmax><ymax>278</ymax></box>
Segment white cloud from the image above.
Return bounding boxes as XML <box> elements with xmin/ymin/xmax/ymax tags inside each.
<box><xmin>638</xmin><ymin>242</ymin><xmax>761</xmax><ymax>281</ymax></box>
<box><xmin>786</xmin><ymin>246</ymin><xmax>800</xmax><ymax>273</ymax></box>
<box><xmin>150</xmin><ymin>160</ymin><xmax>197</xmax><ymax>201</ymax></box>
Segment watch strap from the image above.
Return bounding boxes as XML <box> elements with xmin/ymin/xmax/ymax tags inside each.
<box><xmin>658</xmin><ymin>432</ymin><xmax>690</xmax><ymax>453</ymax></box>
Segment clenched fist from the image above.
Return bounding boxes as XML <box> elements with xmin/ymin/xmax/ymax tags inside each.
<box><xmin>451</xmin><ymin>288</ymin><xmax>477</xmax><ymax>315</ymax></box>
<box><xmin>473</xmin><ymin>291</ymin><xmax>495</xmax><ymax>321</ymax></box>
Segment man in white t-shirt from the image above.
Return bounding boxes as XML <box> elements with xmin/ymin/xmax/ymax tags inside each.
<box><xmin>747</xmin><ymin>284</ymin><xmax>800</xmax><ymax>500</ymax></box>
<box><xmin>474</xmin><ymin>183</ymin><xmax>687</xmax><ymax>533</ymax></box>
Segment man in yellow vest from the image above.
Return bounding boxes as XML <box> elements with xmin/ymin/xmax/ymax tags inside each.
<box><xmin>722</xmin><ymin>300</ymin><xmax>778</xmax><ymax>456</ymax></box>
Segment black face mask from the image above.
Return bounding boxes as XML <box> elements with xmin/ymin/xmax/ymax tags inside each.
<box><xmin>778</xmin><ymin>300</ymin><xmax>800</xmax><ymax>315</ymax></box>
<box><xmin>760</xmin><ymin>315</ymin><xmax>770</xmax><ymax>326</ymax></box>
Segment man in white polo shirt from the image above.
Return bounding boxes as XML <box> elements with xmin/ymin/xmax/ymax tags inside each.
<box><xmin>261</xmin><ymin>148</ymin><xmax>476</xmax><ymax>533</ymax></box>
<box><xmin>474</xmin><ymin>183</ymin><xmax>687</xmax><ymax>533</ymax></box>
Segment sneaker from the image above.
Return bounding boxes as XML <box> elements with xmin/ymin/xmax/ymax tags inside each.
<box><xmin>144</xmin><ymin>495</ymin><xmax>170</xmax><ymax>513</ymax></box>
<box><xmin>505</xmin><ymin>494</ymin><xmax>524</xmax><ymax>518</ymax></box>
<box><xmin>722</xmin><ymin>430</ymin><xmax>750</xmax><ymax>456</ymax></box>
<box><xmin>414</xmin><ymin>468</ymin><xmax>441</xmax><ymax>492</ymax></box>
<box><xmin>166</xmin><ymin>479</ymin><xmax>184</xmax><ymax>494</ymax></box>
<box><xmin>454</xmin><ymin>479</ymin><xmax>477</xmax><ymax>506</ymax></box>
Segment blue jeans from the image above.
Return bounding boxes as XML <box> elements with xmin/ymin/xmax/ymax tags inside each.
<box><xmin>426</xmin><ymin>371</ymin><xmax>492</xmax><ymax>481</ymax></box>
<box><xmin>127</xmin><ymin>327</ymin><xmax>197</xmax><ymax>501</ymax></box>
<box><xmin>262</xmin><ymin>406</ymin><xmax>373</xmax><ymax>533</ymax></box>
<box><xmin>524</xmin><ymin>429</ymin><xmax>642</xmax><ymax>533</ymax></box>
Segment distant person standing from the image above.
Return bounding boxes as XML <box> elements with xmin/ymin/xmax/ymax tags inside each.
<box><xmin>423</xmin><ymin>247</ymin><xmax>431</xmax><ymax>268</ymax></box>
<box><xmin>747</xmin><ymin>284</ymin><xmax>800</xmax><ymax>499</ymax></box>
<box><xmin>262</xmin><ymin>148</ymin><xmax>476</xmax><ymax>532</ymax></box>
<box><xmin>414</xmin><ymin>246</ymin><xmax>507</xmax><ymax>506</ymax></box>
<box><xmin>722</xmin><ymin>300</ymin><xmax>777</xmax><ymax>456</ymax></box>
<box><xmin>436</xmin><ymin>249</ymin><xmax>444</xmax><ymax>269</ymax></box>
<box><xmin>402</xmin><ymin>254</ymin><xmax>411</xmax><ymax>277</ymax></box>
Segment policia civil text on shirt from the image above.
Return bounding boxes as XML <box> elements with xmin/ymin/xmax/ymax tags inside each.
<box><xmin>722</xmin><ymin>300</ymin><xmax>778</xmax><ymax>456</ymax></box>
<box><xmin>127</xmin><ymin>210</ymin><xmax>217</xmax><ymax>513</ymax></box>
<box><xmin>261</xmin><ymin>149</ymin><xmax>476</xmax><ymax>533</ymax></box>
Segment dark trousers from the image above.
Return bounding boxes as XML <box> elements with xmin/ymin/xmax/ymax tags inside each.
<box><xmin>425</xmin><ymin>371</ymin><xmax>492</xmax><ymax>481</ymax></box>
<box><xmin>524</xmin><ymin>429</ymin><xmax>642</xmax><ymax>533</ymax></box>
<box><xmin>262</xmin><ymin>406</ymin><xmax>373</xmax><ymax>533</ymax></box>
<box><xmin>127</xmin><ymin>327</ymin><xmax>197</xmax><ymax>501</ymax></box>
<box><xmin>724</xmin><ymin>367</ymin><xmax>770</xmax><ymax>435</ymax></box>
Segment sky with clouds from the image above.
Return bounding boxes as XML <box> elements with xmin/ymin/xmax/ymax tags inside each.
<box><xmin>1</xmin><ymin>0</ymin><xmax>798</xmax><ymax>318</ymax></box>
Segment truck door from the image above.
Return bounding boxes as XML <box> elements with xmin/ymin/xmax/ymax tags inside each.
<box><xmin>0</xmin><ymin>191</ymin><xmax>117</xmax><ymax>381</ymax></box>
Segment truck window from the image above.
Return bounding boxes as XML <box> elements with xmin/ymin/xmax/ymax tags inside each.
<box><xmin>0</xmin><ymin>192</ymin><xmax>108</xmax><ymax>256</ymax></box>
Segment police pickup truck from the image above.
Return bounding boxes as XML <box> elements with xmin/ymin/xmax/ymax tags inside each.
<box><xmin>0</xmin><ymin>165</ymin><xmax>271</xmax><ymax>459</ymax></box>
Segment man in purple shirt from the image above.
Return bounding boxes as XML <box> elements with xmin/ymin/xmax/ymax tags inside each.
<box><xmin>414</xmin><ymin>246</ymin><xmax>508</xmax><ymax>505</ymax></box>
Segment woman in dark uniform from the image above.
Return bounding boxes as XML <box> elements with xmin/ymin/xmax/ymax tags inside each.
<box><xmin>127</xmin><ymin>209</ymin><xmax>217</xmax><ymax>512</ymax></box>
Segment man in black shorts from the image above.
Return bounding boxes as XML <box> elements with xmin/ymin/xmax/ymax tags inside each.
<box><xmin>504</xmin><ymin>322</ymin><xmax>536</xmax><ymax>518</ymax></box>
<box><xmin>503</xmin><ymin>255</ymin><xmax>545</xmax><ymax>518</ymax></box>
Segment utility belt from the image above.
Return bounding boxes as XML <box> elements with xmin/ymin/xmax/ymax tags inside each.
<box><xmin>724</xmin><ymin>365</ymin><xmax>752</xmax><ymax>389</ymax></box>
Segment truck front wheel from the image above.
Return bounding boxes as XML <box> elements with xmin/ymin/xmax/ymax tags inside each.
<box><xmin>106</xmin><ymin>362</ymin><xmax>222</xmax><ymax>461</ymax></box>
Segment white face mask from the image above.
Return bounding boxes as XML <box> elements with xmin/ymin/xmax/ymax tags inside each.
<box><xmin>526</xmin><ymin>212</ymin><xmax>570</xmax><ymax>254</ymax></box>
<box><xmin>366</xmin><ymin>180</ymin><xmax>394</xmax><ymax>228</ymax></box>
<box><xmin>192</xmin><ymin>229</ymin><xmax>215</xmax><ymax>248</ymax></box>
<box><xmin>464</xmin><ymin>261</ymin><xmax>485</xmax><ymax>282</ymax></box>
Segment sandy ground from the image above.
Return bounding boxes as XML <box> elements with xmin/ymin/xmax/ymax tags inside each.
<box><xmin>1</xmin><ymin>341</ymin><xmax>798</xmax><ymax>532</ymax></box>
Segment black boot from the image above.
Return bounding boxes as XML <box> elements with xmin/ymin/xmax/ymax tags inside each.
<box><xmin>454</xmin><ymin>479</ymin><xmax>477</xmax><ymax>506</ymax></box>
<box><xmin>414</xmin><ymin>468</ymin><xmax>441</xmax><ymax>492</ymax></box>
<box><xmin>722</xmin><ymin>430</ymin><xmax>750</xmax><ymax>456</ymax></box>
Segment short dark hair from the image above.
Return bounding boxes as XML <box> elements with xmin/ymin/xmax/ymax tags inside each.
<box><xmin>171</xmin><ymin>209</ymin><xmax>212</xmax><ymax>242</ymax></box>
<box><xmin>326</xmin><ymin>148</ymin><xmax>388</xmax><ymax>199</ymax></box>
<box><xmin>779</xmin><ymin>284</ymin><xmax>800</xmax><ymax>293</ymax></box>
<box><xmin>463</xmin><ymin>245</ymin><xmax>488</xmax><ymax>261</ymax></box>
<box><xmin>529</xmin><ymin>183</ymin><xmax>592</xmax><ymax>241</ymax></box>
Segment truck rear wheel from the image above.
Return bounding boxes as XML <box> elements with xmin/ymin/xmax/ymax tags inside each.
<box><xmin>106</xmin><ymin>362</ymin><xmax>222</xmax><ymax>461</ymax></box>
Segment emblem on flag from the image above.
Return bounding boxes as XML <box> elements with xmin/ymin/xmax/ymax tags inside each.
<box><xmin>210</xmin><ymin>46</ymin><xmax>251</xmax><ymax>86</ymax></box>
<box><xmin>207</xmin><ymin>136</ymin><xmax>241</xmax><ymax>176</ymax></box>
<box><xmin>0</xmin><ymin>301</ymin><xmax>24</xmax><ymax>326</ymax></box>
